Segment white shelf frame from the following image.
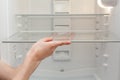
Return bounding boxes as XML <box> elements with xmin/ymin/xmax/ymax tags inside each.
<box><xmin>16</xmin><ymin>14</ymin><xmax>110</xmax><ymax>17</ymax></box>
<box><xmin>2</xmin><ymin>30</ymin><xmax>120</xmax><ymax>43</ymax></box>
<box><xmin>2</xmin><ymin>40</ymin><xmax>120</xmax><ymax>43</ymax></box>
<box><xmin>20</xmin><ymin>30</ymin><xmax>105</xmax><ymax>33</ymax></box>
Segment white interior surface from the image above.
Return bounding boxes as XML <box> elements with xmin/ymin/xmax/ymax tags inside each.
<box><xmin>0</xmin><ymin>0</ymin><xmax>120</xmax><ymax>80</ymax></box>
<box><xmin>71</xmin><ymin>0</ymin><xmax>95</xmax><ymax>14</ymax></box>
<box><xmin>0</xmin><ymin>0</ymin><xmax>10</xmax><ymax>61</ymax></box>
<box><xmin>15</xmin><ymin>0</ymin><xmax>96</xmax><ymax>14</ymax></box>
<box><xmin>106</xmin><ymin>0</ymin><xmax>120</xmax><ymax>80</ymax></box>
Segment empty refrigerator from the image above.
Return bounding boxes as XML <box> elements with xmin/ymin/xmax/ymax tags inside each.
<box><xmin>0</xmin><ymin>0</ymin><xmax>120</xmax><ymax>80</ymax></box>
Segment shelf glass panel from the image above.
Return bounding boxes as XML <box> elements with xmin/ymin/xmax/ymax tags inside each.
<box><xmin>16</xmin><ymin>14</ymin><xmax>110</xmax><ymax>17</ymax></box>
<box><xmin>2</xmin><ymin>30</ymin><xmax>120</xmax><ymax>43</ymax></box>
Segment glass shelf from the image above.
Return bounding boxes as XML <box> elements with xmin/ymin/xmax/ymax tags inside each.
<box><xmin>16</xmin><ymin>14</ymin><xmax>110</xmax><ymax>17</ymax></box>
<box><xmin>2</xmin><ymin>30</ymin><xmax>120</xmax><ymax>43</ymax></box>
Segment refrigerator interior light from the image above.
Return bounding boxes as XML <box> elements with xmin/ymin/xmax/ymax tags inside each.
<box><xmin>97</xmin><ymin>0</ymin><xmax>118</xmax><ymax>8</ymax></box>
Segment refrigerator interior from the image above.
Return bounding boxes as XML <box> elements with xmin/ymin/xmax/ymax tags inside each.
<box><xmin>1</xmin><ymin>0</ymin><xmax>120</xmax><ymax>80</ymax></box>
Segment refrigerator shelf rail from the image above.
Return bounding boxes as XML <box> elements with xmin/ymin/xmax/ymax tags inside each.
<box><xmin>2</xmin><ymin>31</ymin><xmax>120</xmax><ymax>43</ymax></box>
<box><xmin>2</xmin><ymin>40</ymin><xmax>120</xmax><ymax>43</ymax></box>
<box><xmin>16</xmin><ymin>14</ymin><xmax>110</xmax><ymax>17</ymax></box>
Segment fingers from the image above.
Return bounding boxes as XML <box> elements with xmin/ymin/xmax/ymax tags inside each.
<box><xmin>50</xmin><ymin>41</ymin><xmax>71</xmax><ymax>47</ymax></box>
<box><xmin>55</xmin><ymin>41</ymin><xmax>71</xmax><ymax>46</ymax></box>
<box><xmin>40</xmin><ymin>37</ymin><xmax>53</xmax><ymax>42</ymax></box>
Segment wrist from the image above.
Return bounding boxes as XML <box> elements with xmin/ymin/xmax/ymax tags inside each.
<box><xmin>26</xmin><ymin>49</ymin><xmax>44</xmax><ymax>62</ymax></box>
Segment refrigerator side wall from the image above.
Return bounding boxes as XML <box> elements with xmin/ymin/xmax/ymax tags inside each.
<box><xmin>0</xmin><ymin>0</ymin><xmax>9</xmax><ymax>61</ymax></box>
<box><xmin>108</xmin><ymin>0</ymin><xmax>120</xmax><ymax>80</ymax></box>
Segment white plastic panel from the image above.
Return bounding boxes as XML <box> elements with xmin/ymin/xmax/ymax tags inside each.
<box><xmin>53</xmin><ymin>46</ymin><xmax>71</xmax><ymax>61</ymax></box>
<box><xmin>28</xmin><ymin>0</ymin><xmax>52</xmax><ymax>14</ymax></box>
<box><xmin>27</xmin><ymin>17</ymin><xmax>52</xmax><ymax>31</ymax></box>
<box><xmin>71</xmin><ymin>17</ymin><xmax>96</xmax><ymax>30</ymax></box>
<box><xmin>16</xmin><ymin>0</ymin><xmax>52</xmax><ymax>14</ymax></box>
<box><xmin>54</xmin><ymin>0</ymin><xmax>71</xmax><ymax>14</ymax></box>
<box><xmin>15</xmin><ymin>0</ymin><xmax>97</xmax><ymax>14</ymax></box>
<box><xmin>71</xmin><ymin>0</ymin><xmax>95</xmax><ymax>14</ymax></box>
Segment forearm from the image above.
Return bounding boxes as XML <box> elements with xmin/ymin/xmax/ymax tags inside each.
<box><xmin>0</xmin><ymin>38</ymin><xmax>70</xmax><ymax>80</ymax></box>
<box><xmin>13</xmin><ymin>54</ymin><xmax>41</xmax><ymax>80</ymax></box>
<box><xmin>13</xmin><ymin>38</ymin><xmax>70</xmax><ymax>80</ymax></box>
<box><xmin>0</xmin><ymin>61</ymin><xmax>17</xmax><ymax>80</ymax></box>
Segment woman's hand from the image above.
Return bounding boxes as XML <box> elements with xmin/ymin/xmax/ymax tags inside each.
<box><xmin>27</xmin><ymin>37</ymin><xmax>71</xmax><ymax>61</ymax></box>
<box><xmin>13</xmin><ymin>37</ymin><xmax>71</xmax><ymax>80</ymax></box>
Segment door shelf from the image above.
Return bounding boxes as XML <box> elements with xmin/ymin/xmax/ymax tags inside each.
<box><xmin>2</xmin><ymin>30</ymin><xmax>120</xmax><ymax>43</ymax></box>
